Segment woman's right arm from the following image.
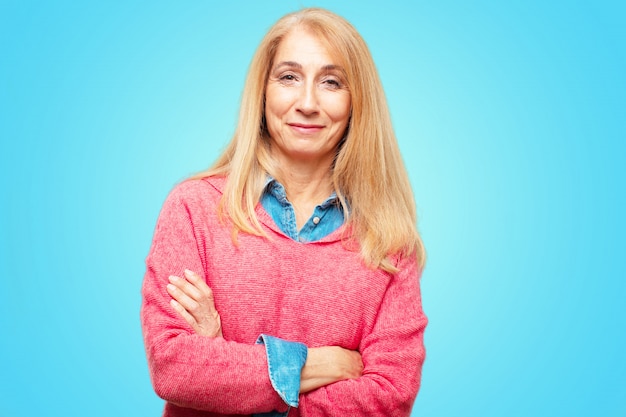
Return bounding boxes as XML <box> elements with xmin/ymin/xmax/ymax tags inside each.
<box><xmin>141</xmin><ymin>184</ymin><xmax>290</xmax><ymax>414</ymax></box>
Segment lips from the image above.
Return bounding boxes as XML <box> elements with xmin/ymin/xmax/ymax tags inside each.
<box><xmin>288</xmin><ymin>123</ymin><xmax>325</xmax><ymax>135</ymax></box>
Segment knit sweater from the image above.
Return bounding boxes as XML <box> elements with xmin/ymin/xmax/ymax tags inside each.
<box><xmin>141</xmin><ymin>176</ymin><xmax>427</xmax><ymax>417</ymax></box>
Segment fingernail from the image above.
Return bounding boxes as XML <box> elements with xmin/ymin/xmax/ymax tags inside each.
<box><xmin>167</xmin><ymin>284</ymin><xmax>175</xmax><ymax>292</ymax></box>
<box><xmin>169</xmin><ymin>275</ymin><xmax>179</xmax><ymax>283</ymax></box>
<box><xmin>184</xmin><ymin>269</ymin><xmax>193</xmax><ymax>277</ymax></box>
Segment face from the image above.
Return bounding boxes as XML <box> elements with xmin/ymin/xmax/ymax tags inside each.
<box><xmin>264</xmin><ymin>28</ymin><xmax>351</xmax><ymax>168</ymax></box>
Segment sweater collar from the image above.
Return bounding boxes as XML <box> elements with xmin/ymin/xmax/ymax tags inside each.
<box><xmin>202</xmin><ymin>175</ymin><xmax>347</xmax><ymax>244</ymax></box>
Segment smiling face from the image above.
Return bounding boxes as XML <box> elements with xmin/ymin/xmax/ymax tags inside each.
<box><xmin>264</xmin><ymin>27</ymin><xmax>352</xmax><ymax>169</ymax></box>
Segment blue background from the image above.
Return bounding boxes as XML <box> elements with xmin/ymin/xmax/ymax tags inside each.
<box><xmin>1</xmin><ymin>1</ymin><xmax>624</xmax><ymax>416</ymax></box>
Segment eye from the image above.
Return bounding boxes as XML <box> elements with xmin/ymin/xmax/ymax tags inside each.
<box><xmin>322</xmin><ymin>76</ymin><xmax>343</xmax><ymax>89</ymax></box>
<box><xmin>278</xmin><ymin>73</ymin><xmax>299</xmax><ymax>84</ymax></box>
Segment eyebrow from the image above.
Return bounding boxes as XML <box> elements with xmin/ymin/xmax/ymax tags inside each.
<box><xmin>273</xmin><ymin>61</ymin><xmax>345</xmax><ymax>73</ymax></box>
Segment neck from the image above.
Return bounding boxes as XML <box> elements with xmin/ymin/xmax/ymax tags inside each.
<box><xmin>272</xmin><ymin>157</ymin><xmax>335</xmax><ymax>229</ymax></box>
<box><xmin>277</xmin><ymin>164</ymin><xmax>333</xmax><ymax>203</ymax></box>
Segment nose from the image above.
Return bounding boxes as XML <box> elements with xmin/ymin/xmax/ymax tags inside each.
<box><xmin>296</xmin><ymin>80</ymin><xmax>319</xmax><ymax>115</ymax></box>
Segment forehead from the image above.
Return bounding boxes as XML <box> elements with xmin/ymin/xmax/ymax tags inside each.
<box><xmin>273</xmin><ymin>28</ymin><xmax>343</xmax><ymax>67</ymax></box>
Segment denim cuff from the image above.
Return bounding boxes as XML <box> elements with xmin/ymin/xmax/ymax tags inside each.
<box><xmin>256</xmin><ymin>334</ymin><xmax>308</xmax><ymax>408</ymax></box>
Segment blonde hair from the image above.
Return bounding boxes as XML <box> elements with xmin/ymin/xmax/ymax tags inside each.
<box><xmin>194</xmin><ymin>8</ymin><xmax>425</xmax><ymax>272</ymax></box>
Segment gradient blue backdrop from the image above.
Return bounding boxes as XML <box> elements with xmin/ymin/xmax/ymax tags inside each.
<box><xmin>1</xmin><ymin>1</ymin><xmax>624</xmax><ymax>416</ymax></box>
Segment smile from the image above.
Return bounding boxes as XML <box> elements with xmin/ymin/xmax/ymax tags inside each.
<box><xmin>288</xmin><ymin>123</ymin><xmax>325</xmax><ymax>134</ymax></box>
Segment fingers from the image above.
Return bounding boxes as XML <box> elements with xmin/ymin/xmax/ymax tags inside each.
<box><xmin>170</xmin><ymin>298</ymin><xmax>197</xmax><ymax>327</ymax></box>
<box><xmin>167</xmin><ymin>270</ymin><xmax>218</xmax><ymax>311</ymax></box>
<box><xmin>183</xmin><ymin>269</ymin><xmax>209</xmax><ymax>292</ymax></box>
<box><xmin>167</xmin><ymin>276</ymin><xmax>200</xmax><ymax>313</ymax></box>
<box><xmin>166</xmin><ymin>269</ymin><xmax>223</xmax><ymax>338</ymax></box>
<box><xmin>183</xmin><ymin>269</ymin><xmax>219</xmax><ymax>315</ymax></box>
<box><xmin>168</xmin><ymin>272</ymin><xmax>203</xmax><ymax>303</ymax></box>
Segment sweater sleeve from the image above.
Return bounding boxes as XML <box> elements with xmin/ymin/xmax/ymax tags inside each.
<box><xmin>298</xmin><ymin>255</ymin><xmax>427</xmax><ymax>416</ymax></box>
<box><xmin>140</xmin><ymin>182</ymin><xmax>289</xmax><ymax>414</ymax></box>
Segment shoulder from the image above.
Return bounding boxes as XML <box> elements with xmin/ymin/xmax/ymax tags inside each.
<box><xmin>157</xmin><ymin>176</ymin><xmax>227</xmax><ymax>223</ymax></box>
<box><xmin>166</xmin><ymin>176</ymin><xmax>225</xmax><ymax>204</ymax></box>
<box><xmin>390</xmin><ymin>251</ymin><xmax>422</xmax><ymax>282</ymax></box>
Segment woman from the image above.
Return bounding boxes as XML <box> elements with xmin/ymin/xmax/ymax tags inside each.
<box><xmin>141</xmin><ymin>7</ymin><xmax>427</xmax><ymax>417</ymax></box>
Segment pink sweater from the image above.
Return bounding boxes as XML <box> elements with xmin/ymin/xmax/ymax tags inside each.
<box><xmin>141</xmin><ymin>177</ymin><xmax>427</xmax><ymax>417</ymax></box>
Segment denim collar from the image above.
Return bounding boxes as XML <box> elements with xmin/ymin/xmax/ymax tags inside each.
<box><xmin>263</xmin><ymin>176</ymin><xmax>342</xmax><ymax>211</ymax></box>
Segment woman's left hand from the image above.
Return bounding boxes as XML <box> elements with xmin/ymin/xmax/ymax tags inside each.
<box><xmin>166</xmin><ymin>269</ymin><xmax>223</xmax><ymax>338</ymax></box>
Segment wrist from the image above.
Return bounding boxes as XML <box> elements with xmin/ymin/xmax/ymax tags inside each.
<box><xmin>300</xmin><ymin>347</ymin><xmax>346</xmax><ymax>393</ymax></box>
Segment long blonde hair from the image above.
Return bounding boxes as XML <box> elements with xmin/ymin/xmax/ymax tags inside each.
<box><xmin>194</xmin><ymin>8</ymin><xmax>425</xmax><ymax>272</ymax></box>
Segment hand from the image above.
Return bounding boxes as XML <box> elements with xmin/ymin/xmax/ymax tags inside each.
<box><xmin>300</xmin><ymin>346</ymin><xmax>364</xmax><ymax>393</ymax></box>
<box><xmin>167</xmin><ymin>269</ymin><xmax>223</xmax><ymax>337</ymax></box>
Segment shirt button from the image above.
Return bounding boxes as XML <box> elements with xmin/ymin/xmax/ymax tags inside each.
<box><xmin>312</xmin><ymin>216</ymin><xmax>320</xmax><ymax>225</ymax></box>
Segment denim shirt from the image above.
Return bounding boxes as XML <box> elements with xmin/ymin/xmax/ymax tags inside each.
<box><xmin>253</xmin><ymin>178</ymin><xmax>345</xmax><ymax>417</ymax></box>
<box><xmin>261</xmin><ymin>177</ymin><xmax>345</xmax><ymax>242</ymax></box>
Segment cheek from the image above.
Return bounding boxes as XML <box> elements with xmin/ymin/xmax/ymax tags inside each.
<box><xmin>265</xmin><ymin>91</ymin><xmax>291</xmax><ymax>141</ymax></box>
<box><xmin>327</xmin><ymin>96</ymin><xmax>351</xmax><ymax>124</ymax></box>
<box><xmin>265</xmin><ymin>86</ymin><xmax>292</xmax><ymax>121</ymax></box>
